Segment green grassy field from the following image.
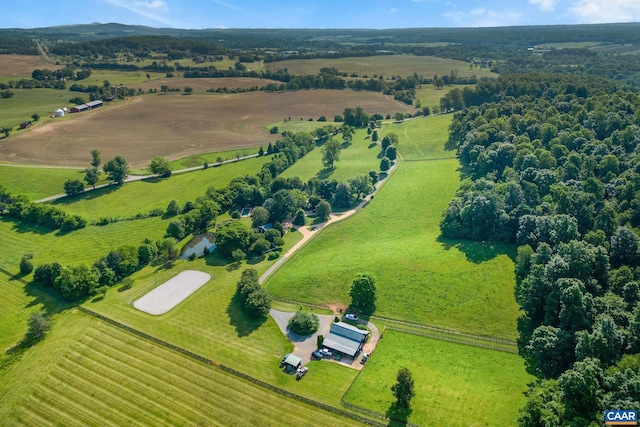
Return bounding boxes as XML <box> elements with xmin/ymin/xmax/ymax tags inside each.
<box><xmin>344</xmin><ymin>329</ymin><xmax>533</xmax><ymax>426</ymax></box>
<box><xmin>0</xmin><ymin>216</ymin><xmax>168</xmax><ymax>275</ymax></box>
<box><xmin>167</xmin><ymin>148</ymin><xmax>259</xmax><ymax>170</ymax></box>
<box><xmin>0</xmin><ymin>89</ymin><xmax>72</xmax><ymax>129</ymax></box>
<box><xmin>53</xmin><ymin>155</ymin><xmax>270</xmax><ymax>222</ymax></box>
<box><xmin>386</xmin><ymin>114</ymin><xmax>454</xmax><ymax>160</ymax></box>
<box><xmin>415</xmin><ymin>84</ymin><xmax>470</xmax><ymax>111</ymax></box>
<box><xmin>0</xmin><ymin>310</ymin><xmax>364</xmax><ymax>426</ymax></box>
<box><xmin>0</xmin><ymin>272</ymin><xmax>69</xmax><ymax>354</ymax></box>
<box><xmin>266</xmin><ymin>115</ymin><xmax>520</xmax><ymax>338</ymax></box>
<box><xmin>0</xmin><ymin>165</ymin><xmax>89</xmax><ymax>200</ymax></box>
<box><xmin>280</xmin><ymin>128</ymin><xmax>380</xmax><ymax>183</ymax></box>
<box><xmin>265</xmin><ymin>55</ymin><xmax>497</xmax><ymax>80</ymax></box>
<box><xmin>85</xmin><ymin>243</ymin><xmax>360</xmax><ymax>406</ymax></box>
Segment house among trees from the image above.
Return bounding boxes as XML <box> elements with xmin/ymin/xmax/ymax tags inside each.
<box><xmin>322</xmin><ymin>322</ymin><xmax>369</xmax><ymax>357</ymax></box>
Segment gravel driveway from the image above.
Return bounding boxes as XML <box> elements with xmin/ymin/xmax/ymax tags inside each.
<box><xmin>270</xmin><ymin>309</ymin><xmax>381</xmax><ymax>368</ymax></box>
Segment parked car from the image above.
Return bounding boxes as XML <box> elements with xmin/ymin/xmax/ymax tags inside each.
<box><xmin>296</xmin><ymin>367</ymin><xmax>308</xmax><ymax>379</ymax></box>
<box><xmin>319</xmin><ymin>348</ymin><xmax>333</xmax><ymax>357</ymax></box>
<box><xmin>360</xmin><ymin>352</ymin><xmax>370</xmax><ymax>364</ymax></box>
<box><xmin>311</xmin><ymin>350</ymin><xmax>323</xmax><ymax>359</ymax></box>
<box><xmin>344</xmin><ymin>313</ymin><xmax>359</xmax><ymax>321</ymax></box>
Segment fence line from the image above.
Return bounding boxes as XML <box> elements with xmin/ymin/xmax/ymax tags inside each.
<box><xmin>371</xmin><ymin>314</ymin><xmax>516</xmax><ymax>346</ymax></box>
<box><xmin>386</xmin><ymin>325</ymin><xmax>518</xmax><ymax>354</ymax></box>
<box><xmin>77</xmin><ymin>307</ymin><xmax>387</xmax><ymax>427</ymax></box>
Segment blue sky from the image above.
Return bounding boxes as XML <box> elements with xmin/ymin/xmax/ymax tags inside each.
<box><xmin>1</xmin><ymin>0</ymin><xmax>640</xmax><ymax>29</ymax></box>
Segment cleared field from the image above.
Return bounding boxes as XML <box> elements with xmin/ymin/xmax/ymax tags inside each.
<box><xmin>133</xmin><ymin>270</ymin><xmax>211</xmax><ymax>315</ymax></box>
<box><xmin>0</xmin><ymin>55</ymin><xmax>59</xmax><ymax>79</ymax></box>
<box><xmin>0</xmin><ymin>165</ymin><xmax>87</xmax><ymax>200</ymax></box>
<box><xmin>0</xmin><ymin>310</ymin><xmax>364</xmax><ymax>426</ymax></box>
<box><xmin>0</xmin><ymin>88</ymin><xmax>72</xmax><ymax>130</ymax></box>
<box><xmin>53</xmin><ymin>155</ymin><xmax>270</xmax><ymax>221</ymax></box>
<box><xmin>87</xmin><ymin>251</ymin><xmax>359</xmax><ymax>406</ymax></box>
<box><xmin>0</xmin><ymin>216</ymin><xmax>168</xmax><ymax>275</ymax></box>
<box><xmin>387</xmin><ymin>114</ymin><xmax>454</xmax><ymax>160</ymax></box>
<box><xmin>280</xmin><ymin>128</ymin><xmax>380</xmax><ymax>183</ymax></box>
<box><xmin>265</xmin><ymin>55</ymin><xmax>497</xmax><ymax>79</ymax></box>
<box><xmin>126</xmin><ymin>77</ymin><xmax>282</xmax><ymax>92</ymax></box>
<box><xmin>0</xmin><ymin>90</ymin><xmax>414</xmax><ymax>167</ymax></box>
<box><xmin>0</xmin><ymin>272</ymin><xmax>68</xmax><ymax>354</ymax></box>
<box><xmin>415</xmin><ymin>84</ymin><xmax>470</xmax><ymax>111</ymax></box>
<box><xmin>266</xmin><ymin>160</ymin><xmax>520</xmax><ymax>338</ymax></box>
<box><xmin>344</xmin><ymin>329</ymin><xmax>533</xmax><ymax>426</ymax></box>
<box><xmin>266</xmin><ymin>116</ymin><xmax>520</xmax><ymax>338</ymax></box>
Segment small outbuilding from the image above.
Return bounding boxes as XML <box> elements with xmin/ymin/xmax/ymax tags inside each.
<box><xmin>281</xmin><ymin>354</ymin><xmax>302</xmax><ymax>372</ymax></box>
<box><xmin>86</xmin><ymin>100</ymin><xmax>103</xmax><ymax>109</ymax></box>
<box><xmin>70</xmin><ymin>104</ymin><xmax>89</xmax><ymax>113</ymax></box>
<box><xmin>54</xmin><ymin>108</ymin><xmax>65</xmax><ymax>117</ymax></box>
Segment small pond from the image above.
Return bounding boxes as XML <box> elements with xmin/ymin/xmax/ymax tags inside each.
<box><xmin>180</xmin><ymin>232</ymin><xmax>216</xmax><ymax>259</ymax></box>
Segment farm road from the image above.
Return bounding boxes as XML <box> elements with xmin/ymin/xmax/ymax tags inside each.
<box><xmin>34</xmin><ymin>153</ymin><xmax>258</xmax><ymax>203</ymax></box>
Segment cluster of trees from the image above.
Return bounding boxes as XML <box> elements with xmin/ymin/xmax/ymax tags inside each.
<box><xmin>440</xmin><ymin>73</ymin><xmax>640</xmax><ymax>424</ymax></box>
<box><xmin>32</xmin><ymin>67</ymin><xmax>90</xmax><ymax>82</ymax></box>
<box><xmin>33</xmin><ymin>237</ymin><xmax>179</xmax><ymax>301</ymax></box>
<box><xmin>235</xmin><ymin>268</ymin><xmax>271</xmax><ymax>318</ymax></box>
<box><xmin>0</xmin><ymin>185</ymin><xmax>87</xmax><ymax>231</ymax></box>
<box><xmin>288</xmin><ymin>310</ymin><xmax>320</xmax><ymax>335</ymax></box>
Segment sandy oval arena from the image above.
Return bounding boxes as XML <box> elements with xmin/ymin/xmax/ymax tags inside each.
<box><xmin>133</xmin><ymin>270</ymin><xmax>211</xmax><ymax>315</ymax></box>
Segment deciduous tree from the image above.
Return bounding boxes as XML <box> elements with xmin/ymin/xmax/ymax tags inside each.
<box><xmin>391</xmin><ymin>367</ymin><xmax>415</xmax><ymax>411</ymax></box>
<box><xmin>322</xmin><ymin>139</ymin><xmax>341</xmax><ymax>169</ymax></box>
<box><xmin>349</xmin><ymin>273</ymin><xmax>377</xmax><ymax>312</ymax></box>
<box><xmin>103</xmin><ymin>155</ymin><xmax>129</xmax><ymax>185</ymax></box>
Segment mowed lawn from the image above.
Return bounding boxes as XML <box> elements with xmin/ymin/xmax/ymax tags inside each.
<box><xmin>53</xmin><ymin>155</ymin><xmax>271</xmax><ymax>221</ymax></box>
<box><xmin>344</xmin><ymin>330</ymin><xmax>533</xmax><ymax>426</ymax></box>
<box><xmin>0</xmin><ymin>272</ymin><xmax>68</xmax><ymax>354</ymax></box>
<box><xmin>87</xmin><ymin>230</ymin><xmax>358</xmax><ymax>407</ymax></box>
<box><xmin>0</xmin><ymin>310</ymin><xmax>364</xmax><ymax>427</ymax></box>
<box><xmin>0</xmin><ymin>216</ymin><xmax>168</xmax><ymax>274</ymax></box>
<box><xmin>265</xmin><ymin>55</ymin><xmax>497</xmax><ymax>79</ymax></box>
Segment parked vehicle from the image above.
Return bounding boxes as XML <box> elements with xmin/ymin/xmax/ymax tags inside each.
<box><xmin>344</xmin><ymin>313</ymin><xmax>359</xmax><ymax>321</ymax></box>
<box><xmin>311</xmin><ymin>350</ymin><xmax>323</xmax><ymax>359</ymax></box>
<box><xmin>296</xmin><ymin>367</ymin><xmax>308</xmax><ymax>379</ymax></box>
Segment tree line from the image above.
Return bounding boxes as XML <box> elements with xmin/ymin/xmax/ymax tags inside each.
<box><xmin>440</xmin><ymin>73</ymin><xmax>640</xmax><ymax>424</ymax></box>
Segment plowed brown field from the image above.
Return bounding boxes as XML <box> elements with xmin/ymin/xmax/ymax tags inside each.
<box><xmin>0</xmin><ymin>55</ymin><xmax>60</xmax><ymax>78</ymax></box>
<box><xmin>0</xmin><ymin>90</ymin><xmax>414</xmax><ymax>167</ymax></box>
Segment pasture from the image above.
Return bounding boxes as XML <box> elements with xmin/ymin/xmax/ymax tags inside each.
<box><xmin>0</xmin><ymin>216</ymin><xmax>168</xmax><ymax>274</ymax></box>
<box><xmin>0</xmin><ymin>88</ymin><xmax>72</xmax><ymax>130</ymax></box>
<box><xmin>265</xmin><ymin>116</ymin><xmax>520</xmax><ymax>338</ymax></box>
<box><xmin>0</xmin><ymin>90</ymin><xmax>414</xmax><ymax>167</ymax></box>
<box><xmin>280</xmin><ymin>128</ymin><xmax>381</xmax><ymax>183</ymax></box>
<box><xmin>387</xmin><ymin>113</ymin><xmax>453</xmax><ymax>160</ymax></box>
<box><xmin>415</xmin><ymin>84</ymin><xmax>470</xmax><ymax>111</ymax></box>
<box><xmin>344</xmin><ymin>329</ymin><xmax>533</xmax><ymax>426</ymax></box>
<box><xmin>53</xmin><ymin>155</ymin><xmax>271</xmax><ymax>222</ymax></box>
<box><xmin>264</xmin><ymin>54</ymin><xmax>497</xmax><ymax>79</ymax></box>
<box><xmin>0</xmin><ymin>310</ymin><xmax>363</xmax><ymax>426</ymax></box>
<box><xmin>0</xmin><ymin>165</ymin><xmax>86</xmax><ymax>200</ymax></box>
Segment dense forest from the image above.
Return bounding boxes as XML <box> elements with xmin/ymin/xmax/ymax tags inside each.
<box><xmin>441</xmin><ymin>74</ymin><xmax>640</xmax><ymax>424</ymax></box>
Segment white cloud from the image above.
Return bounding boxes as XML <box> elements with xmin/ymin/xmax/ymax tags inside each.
<box><xmin>529</xmin><ymin>0</ymin><xmax>557</xmax><ymax>12</ymax></box>
<box><xmin>444</xmin><ymin>8</ymin><xmax>522</xmax><ymax>27</ymax></box>
<box><xmin>569</xmin><ymin>0</ymin><xmax>640</xmax><ymax>23</ymax></box>
<box><xmin>104</xmin><ymin>0</ymin><xmax>174</xmax><ymax>25</ymax></box>
<box><xmin>390</xmin><ymin>8</ymin><xmax>398</xmax><ymax>14</ymax></box>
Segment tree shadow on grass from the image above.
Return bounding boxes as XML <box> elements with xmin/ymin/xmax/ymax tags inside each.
<box><xmin>226</xmin><ymin>292</ymin><xmax>266</xmax><ymax>337</ymax></box>
<box><xmin>437</xmin><ymin>235</ymin><xmax>517</xmax><ymax>264</ymax></box>
<box><xmin>52</xmin><ymin>183</ymin><xmax>120</xmax><ymax>206</ymax></box>
<box><xmin>386</xmin><ymin>402</ymin><xmax>412</xmax><ymax>426</ymax></box>
<box><xmin>3</xmin><ymin>217</ymin><xmax>55</xmax><ymax>236</ymax></box>
<box><xmin>315</xmin><ymin>167</ymin><xmax>334</xmax><ymax>180</ymax></box>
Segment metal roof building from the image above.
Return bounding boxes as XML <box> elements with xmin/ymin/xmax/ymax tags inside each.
<box><xmin>322</xmin><ymin>322</ymin><xmax>369</xmax><ymax>357</ymax></box>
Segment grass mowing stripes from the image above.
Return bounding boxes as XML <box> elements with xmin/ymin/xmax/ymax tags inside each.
<box><xmin>0</xmin><ymin>310</ymin><xmax>363</xmax><ymax>426</ymax></box>
<box><xmin>387</xmin><ymin>113</ymin><xmax>454</xmax><ymax>160</ymax></box>
<box><xmin>343</xmin><ymin>329</ymin><xmax>534</xmax><ymax>426</ymax></box>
